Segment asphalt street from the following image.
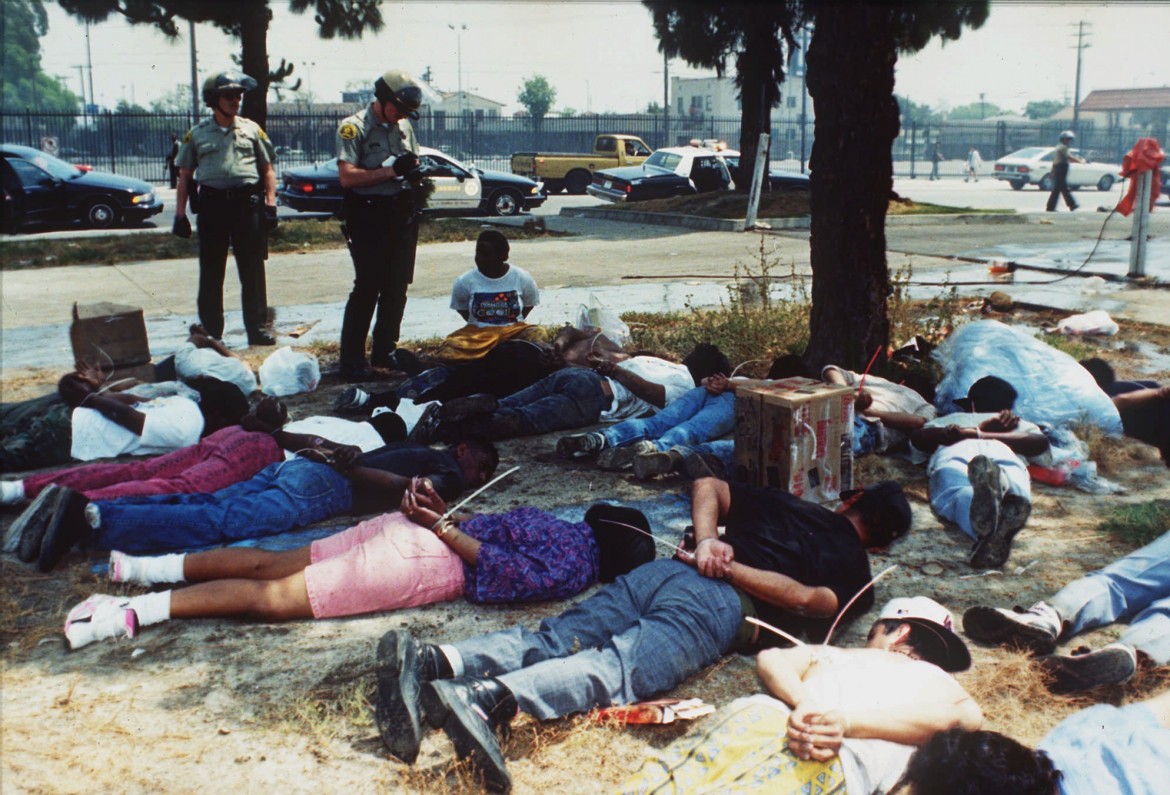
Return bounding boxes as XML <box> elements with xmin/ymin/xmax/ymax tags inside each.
<box><xmin>2</xmin><ymin>182</ymin><xmax>1167</xmax><ymax>385</ymax></box>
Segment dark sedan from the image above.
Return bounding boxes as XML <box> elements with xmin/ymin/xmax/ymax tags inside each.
<box><xmin>587</xmin><ymin>146</ymin><xmax>731</xmax><ymax>202</ymax></box>
<box><xmin>278</xmin><ymin>147</ymin><xmax>546</xmax><ymax>217</ymax></box>
<box><xmin>1</xmin><ymin>144</ymin><xmax>163</xmax><ymax>231</ymax></box>
<box><xmin>720</xmin><ymin>152</ymin><xmax>810</xmax><ymax>191</ymax></box>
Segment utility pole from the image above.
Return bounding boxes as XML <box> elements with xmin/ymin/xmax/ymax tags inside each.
<box><xmin>189</xmin><ymin>20</ymin><xmax>200</xmax><ymax>124</ymax></box>
<box><xmin>663</xmin><ymin>50</ymin><xmax>670</xmax><ymax>148</ymax></box>
<box><xmin>85</xmin><ymin>21</ymin><xmax>96</xmax><ymax>110</ymax></box>
<box><xmin>1070</xmin><ymin>21</ymin><xmax>1091</xmax><ymax>135</ymax></box>
<box><xmin>74</xmin><ymin>65</ymin><xmax>87</xmax><ymax>113</ymax></box>
<box><xmin>448</xmin><ymin>23</ymin><xmax>467</xmax><ymax>154</ymax></box>
<box><xmin>979</xmin><ymin>92</ymin><xmax>986</xmax><ymax>120</ymax></box>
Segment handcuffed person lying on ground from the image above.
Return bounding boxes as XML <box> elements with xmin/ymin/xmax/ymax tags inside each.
<box><xmin>909</xmin><ymin>376</ymin><xmax>1051</xmax><ymax>569</ymax></box>
<box><xmin>620</xmin><ymin>597</ymin><xmax>981</xmax><ymax>794</ymax></box>
<box><xmin>371</xmin><ymin>475</ymin><xmax>911</xmax><ymax>791</ymax></box>
<box><xmin>60</xmin><ymin>480</ymin><xmax>654</xmax><ymax>651</ymax></box>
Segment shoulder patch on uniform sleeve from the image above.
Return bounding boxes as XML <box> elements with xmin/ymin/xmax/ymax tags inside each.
<box><xmin>182</xmin><ymin>129</ymin><xmax>193</xmax><ymax>144</ymax></box>
<box><xmin>257</xmin><ymin>126</ymin><xmax>270</xmax><ymax>142</ymax></box>
<box><xmin>339</xmin><ymin>122</ymin><xmax>358</xmax><ymax>140</ymax></box>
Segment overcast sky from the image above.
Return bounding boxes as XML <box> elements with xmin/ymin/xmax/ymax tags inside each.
<box><xmin>38</xmin><ymin>0</ymin><xmax>1170</xmax><ymax>115</ymax></box>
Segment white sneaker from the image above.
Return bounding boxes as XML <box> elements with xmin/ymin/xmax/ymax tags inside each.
<box><xmin>108</xmin><ymin>551</ymin><xmax>140</xmax><ymax>585</ymax></box>
<box><xmin>64</xmin><ymin>594</ymin><xmax>138</xmax><ymax>651</ymax></box>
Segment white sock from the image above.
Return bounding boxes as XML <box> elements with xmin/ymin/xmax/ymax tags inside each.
<box><xmin>0</xmin><ymin>480</ymin><xmax>25</xmax><ymax>505</ymax></box>
<box><xmin>112</xmin><ymin>552</ymin><xmax>187</xmax><ymax>585</ymax></box>
<box><xmin>127</xmin><ymin>590</ymin><xmax>171</xmax><ymax>626</ymax></box>
<box><xmin>439</xmin><ymin>643</ymin><xmax>464</xmax><ymax>678</ymax></box>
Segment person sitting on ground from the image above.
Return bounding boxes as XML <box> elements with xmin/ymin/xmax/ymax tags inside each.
<box><xmin>408</xmin><ymin>342</ymin><xmax>728</xmax><ymax>444</ymax></box>
<box><xmin>14</xmin><ymin>429</ymin><xmax>497</xmax><ymax>571</ymax></box>
<box><xmin>430</xmin><ymin>229</ymin><xmax>542</xmax><ymax>361</ymax></box>
<box><xmin>172</xmin><ymin>323</ymin><xmax>259</xmax><ymax>397</ymax></box>
<box><xmin>555</xmin><ymin>344</ymin><xmax>732</xmax><ymax>470</ymax></box>
<box><xmin>895</xmin><ymin>687</ymin><xmax>1170</xmax><ymax>795</ymax></box>
<box><xmin>963</xmin><ymin>527</ymin><xmax>1169</xmax><ymax>694</ymax></box>
<box><xmin>60</xmin><ymin>482</ymin><xmax>655</xmax><ymax>651</ymax></box>
<box><xmin>372</xmin><ymin>475</ymin><xmax>912</xmax><ymax>790</ymax></box>
<box><xmin>621</xmin><ymin>597</ymin><xmax>980</xmax><ymax>794</ymax></box>
<box><xmin>909</xmin><ymin>376</ymin><xmax>1051</xmax><ymax>569</ymax></box>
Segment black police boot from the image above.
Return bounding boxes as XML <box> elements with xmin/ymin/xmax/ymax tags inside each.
<box><xmin>423</xmin><ymin>677</ymin><xmax>517</xmax><ymax>793</ymax></box>
<box><xmin>374</xmin><ymin>630</ymin><xmax>453</xmax><ymax>764</ymax></box>
<box><xmin>246</xmin><ymin>328</ymin><xmax>276</xmax><ymax>346</ymax></box>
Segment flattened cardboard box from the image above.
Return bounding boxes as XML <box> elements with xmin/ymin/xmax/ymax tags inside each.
<box><xmin>70</xmin><ymin>302</ymin><xmax>153</xmax><ymax>381</ymax></box>
<box><xmin>733</xmin><ymin>377</ymin><xmax>854</xmax><ymax>503</ymax></box>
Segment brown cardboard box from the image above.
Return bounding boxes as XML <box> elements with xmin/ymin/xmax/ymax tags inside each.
<box><xmin>733</xmin><ymin>377</ymin><xmax>855</xmax><ymax>503</ymax></box>
<box><xmin>70</xmin><ymin>302</ymin><xmax>153</xmax><ymax>382</ymax></box>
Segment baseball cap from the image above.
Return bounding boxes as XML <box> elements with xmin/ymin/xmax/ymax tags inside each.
<box><xmin>840</xmin><ymin>480</ymin><xmax>912</xmax><ymax>543</ymax></box>
<box><xmin>879</xmin><ymin>596</ymin><xmax>971</xmax><ymax>672</ymax></box>
<box><xmin>953</xmin><ymin>376</ymin><xmax>1018</xmax><ymax>413</ymax></box>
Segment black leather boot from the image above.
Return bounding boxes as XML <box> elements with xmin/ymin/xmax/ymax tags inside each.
<box><xmin>423</xmin><ymin>677</ymin><xmax>517</xmax><ymax>793</ymax></box>
<box><xmin>374</xmin><ymin>630</ymin><xmax>452</xmax><ymax>763</ymax></box>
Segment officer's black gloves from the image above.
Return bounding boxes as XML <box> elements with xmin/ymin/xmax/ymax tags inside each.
<box><xmin>265</xmin><ymin>205</ymin><xmax>279</xmax><ymax>231</ymax></box>
<box><xmin>392</xmin><ymin>152</ymin><xmax>424</xmax><ymax>186</ymax></box>
<box><xmin>172</xmin><ymin>215</ymin><xmax>192</xmax><ymax>238</ymax></box>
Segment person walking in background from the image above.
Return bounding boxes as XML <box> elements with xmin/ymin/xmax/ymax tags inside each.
<box><xmin>335</xmin><ymin>69</ymin><xmax>426</xmax><ymax>381</ymax></box>
<box><xmin>1046</xmin><ymin>130</ymin><xmax>1083</xmax><ymax>212</ymax></box>
<box><xmin>173</xmin><ymin>70</ymin><xmax>278</xmax><ymax>346</ymax></box>
<box><xmin>165</xmin><ymin>133</ymin><xmax>180</xmax><ymax>189</ymax></box>
<box><xmin>964</xmin><ymin>146</ymin><xmax>982</xmax><ymax>182</ymax></box>
<box><xmin>929</xmin><ymin>140</ymin><xmax>944</xmax><ymax>180</ymax></box>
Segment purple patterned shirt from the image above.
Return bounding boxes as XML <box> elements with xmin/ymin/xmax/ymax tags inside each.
<box><xmin>461</xmin><ymin>506</ymin><xmax>599</xmax><ymax>603</ymax></box>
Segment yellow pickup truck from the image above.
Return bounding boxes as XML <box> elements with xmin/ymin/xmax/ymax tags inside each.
<box><xmin>511</xmin><ymin>134</ymin><xmax>652</xmax><ymax>194</ymax></box>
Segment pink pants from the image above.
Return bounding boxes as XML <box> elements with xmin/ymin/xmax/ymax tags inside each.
<box><xmin>23</xmin><ymin>426</ymin><xmax>283</xmax><ymax>501</ymax></box>
<box><xmin>304</xmin><ymin>513</ymin><xmax>465</xmax><ymax>619</ymax></box>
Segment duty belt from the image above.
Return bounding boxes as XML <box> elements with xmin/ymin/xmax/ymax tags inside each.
<box><xmin>199</xmin><ymin>183</ymin><xmax>261</xmax><ymax>200</ymax></box>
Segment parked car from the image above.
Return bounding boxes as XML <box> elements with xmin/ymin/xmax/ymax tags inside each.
<box><xmin>0</xmin><ymin>143</ymin><xmax>163</xmax><ymax>231</ymax></box>
<box><xmin>586</xmin><ymin>145</ymin><xmax>732</xmax><ymax>202</ymax></box>
<box><xmin>992</xmin><ymin>146</ymin><xmax>1121</xmax><ymax>192</ymax></box>
<box><xmin>719</xmin><ymin>150</ymin><xmax>810</xmax><ymax>191</ymax></box>
<box><xmin>277</xmin><ymin>147</ymin><xmax>545</xmax><ymax>217</ymax></box>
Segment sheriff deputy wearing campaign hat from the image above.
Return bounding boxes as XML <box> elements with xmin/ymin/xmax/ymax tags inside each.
<box><xmin>174</xmin><ymin>70</ymin><xmax>278</xmax><ymax>346</ymax></box>
<box><xmin>335</xmin><ymin>69</ymin><xmax>426</xmax><ymax>381</ymax></box>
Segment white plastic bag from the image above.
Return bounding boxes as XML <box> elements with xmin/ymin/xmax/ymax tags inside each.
<box><xmin>574</xmin><ymin>293</ymin><xmax>631</xmax><ymax>346</ymax></box>
<box><xmin>1052</xmin><ymin>309</ymin><xmax>1119</xmax><ymax>336</ymax></box>
<box><xmin>259</xmin><ymin>347</ymin><xmax>320</xmax><ymax>396</ymax></box>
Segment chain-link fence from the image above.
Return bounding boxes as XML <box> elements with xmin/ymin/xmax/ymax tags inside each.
<box><xmin>1</xmin><ymin>108</ymin><xmax>1157</xmax><ymax>185</ymax></box>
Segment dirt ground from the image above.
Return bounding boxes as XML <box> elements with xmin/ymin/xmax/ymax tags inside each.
<box><xmin>3</xmin><ymin>309</ymin><xmax>1170</xmax><ymax>794</ymax></box>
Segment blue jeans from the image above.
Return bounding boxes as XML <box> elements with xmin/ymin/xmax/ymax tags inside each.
<box><xmin>600</xmin><ymin>387</ymin><xmax>734</xmax><ymax>451</ymax></box>
<box><xmin>1050</xmin><ymin>531</ymin><xmax>1170</xmax><ymax>664</ymax></box>
<box><xmin>94</xmin><ymin>459</ymin><xmax>353</xmax><ymax>553</ymax></box>
<box><xmin>927</xmin><ymin>439</ymin><xmax>1030</xmax><ymax>540</ymax></box>
<box><xmin>492</xmin><ymin>368</ymin><xmax>611</xmax><ymax>436</ymax></box>
<box><xmin>453</xmin><ymin>559</ymin><xmax>743</xmax><ymax>719</ymax></box>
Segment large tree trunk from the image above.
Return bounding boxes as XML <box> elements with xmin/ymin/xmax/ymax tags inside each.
<box><xmin>238</xmin><ymin>2</ymin><xmax>270</xmax><ymax>129</ymax></box>
<box><xmin>802</xmin><ymin>3</ymin><xmax>900</xmax><ymax>372</ymax></box>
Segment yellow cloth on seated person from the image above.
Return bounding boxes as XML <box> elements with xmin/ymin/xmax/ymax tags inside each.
<box><xmin>619</xmin><ymin>697</ymin><xmax>846</xmax><ymax>795</ymax></box>
<box><xmin>432</xmin><ymin>322</ymin><xmax>546</xmax><ymax>362</ymax></box>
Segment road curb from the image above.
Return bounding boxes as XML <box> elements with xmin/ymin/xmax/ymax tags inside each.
<box><xmin>560</xmin><ymin>206</ymin><xmax>1027</xmax><ymax>231</ymax></box>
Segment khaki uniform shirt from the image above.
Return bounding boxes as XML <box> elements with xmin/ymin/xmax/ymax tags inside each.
<box><xmin>176</xmin><ymin>117</ymin><xmax>275</xmax><ymax>189</ymax></box>
<box><xmin>1052</xmin><ymin>142</ymin><xmax>1071</xmax><ymax>166</ymax></box>
<box><xmin>337</xmin><ymin>106</ymin><xmax>419</xmax><ymax>196</ymax></box>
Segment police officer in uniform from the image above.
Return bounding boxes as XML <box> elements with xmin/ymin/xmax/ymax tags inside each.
<box><xmin>174</xmin><ymin>70</ymin><xmax>278</xmax><ymax>346</ymax></box>
<box><xmin>336</xmin><ymin>69</ymin><xmax>425</xmax><ymax>380</ymax></box>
